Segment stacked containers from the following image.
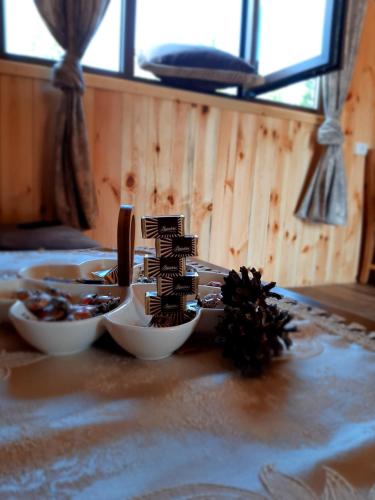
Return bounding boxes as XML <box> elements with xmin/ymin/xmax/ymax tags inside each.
<box><xmin>141</xmin><ymin>215</ymin><xmax>199</xmax><ymax>322</ymax></box>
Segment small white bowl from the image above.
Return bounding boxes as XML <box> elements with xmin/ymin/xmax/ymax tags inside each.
<box><xmin>8</xmin><ymin>285</ymin><xmax>130</xmax><ymax>356</ymax></box>
<box><xmin>19</xmin><ymin>258</ymin><xmax>117</xmax><ymax>286</ymax></box>
<box><xmin>19</xmin><ymin>259</ymin><xmax>144</xmax><ymax>289</ymax></box>
<box><xmin>130</xmin><ymin>283</ymin><xmax>224</xmax><ymax>335</ymax></box>
<box><xmin>9</xmin><ymin>301</ymin><xmax>105</xmax><ymax>356</ymax></box>
<box><xmin>104</xmin><ymin>286</ymin><xmax>202</xmax><ymax>360</ymax></box>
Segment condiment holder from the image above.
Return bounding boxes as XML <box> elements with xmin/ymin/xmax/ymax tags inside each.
<box><xmin>104</xmin><ymin>214</ymin><xmax>207</xmax><ymax>360</ymax></box>
<box><xmin>6</xmin><ymin>207</ymin><xmax>224</xmax><ymax>359</ymax></box>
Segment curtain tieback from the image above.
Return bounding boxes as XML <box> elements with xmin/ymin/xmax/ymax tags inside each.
<box><xmin>317</xmin><ymin>117</ymin><xmax>344</xmax><ymax>146</ymax></box>
<box><xmin>53</xmin><ymin>53</ymin><xmax>85</xmax><ymax>93</ymax></box>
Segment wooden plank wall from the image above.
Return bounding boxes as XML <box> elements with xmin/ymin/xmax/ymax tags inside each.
<box><xmin>0</xmin><ymin>0</ymin><xmax>374</xmax><ymax>286</ymax></box>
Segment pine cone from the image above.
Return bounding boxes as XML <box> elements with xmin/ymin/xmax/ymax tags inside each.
<box><xmin>216</xmin><ymin>267</ymin><xmax>292</xmax><ymax>376</ymax></box>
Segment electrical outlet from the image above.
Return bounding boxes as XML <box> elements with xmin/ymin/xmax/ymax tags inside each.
<box><xmin>354</xmin><ymin>142</ymin><xmax>368</xmax><ymax>156</ymax></box>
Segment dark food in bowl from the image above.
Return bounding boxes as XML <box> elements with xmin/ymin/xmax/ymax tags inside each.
<box><xmin>198</xmin><ymin>293</ymin><xmax>223</xmax><ymax>309</ymax></box>
<box><xmin>17</xmin><ymin>289</ymin><xmax>121</xmax><ymax>321</ymax></box>
<box><xmin>207</xmin><ymin>280</ymin><xmax>223</xmax><ymax>287</ymax></box>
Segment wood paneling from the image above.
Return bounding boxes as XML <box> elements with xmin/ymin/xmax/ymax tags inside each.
<box><xmin>0</xmin><ymin>76</ymin><xmax>34</xmax><ymax>221</ymax></box>
<box><xmin>0</xmin><ymin>1</ymin><xmax>374</xmax><ymax>286</ymax></box>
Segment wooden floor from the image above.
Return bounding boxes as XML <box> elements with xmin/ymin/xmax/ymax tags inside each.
<box><xmin>288</xmin><ymin>283</ymin><xmax>375</xmax><ymax>330</ymax></box>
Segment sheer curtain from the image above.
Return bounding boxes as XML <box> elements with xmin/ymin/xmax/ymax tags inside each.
<box><xmin>295</xmin><ymin>0</ymin><xmax>368</xmax><ymax>225</ymax></box>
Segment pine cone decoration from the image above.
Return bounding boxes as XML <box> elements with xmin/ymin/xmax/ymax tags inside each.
<box><xmin>216</xmin><ymin>267</ymin><xmax>293</xmax><ymax>377</ymax></box>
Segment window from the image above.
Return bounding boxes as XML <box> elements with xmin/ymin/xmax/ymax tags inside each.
<box><xmin>2</xmin><ymin>0</ymin><xmax>122</xmax><ymax>71</ymax></box>
<box><xmin>134</xmin><ymin>0</ymin><xmax>243</xmax><ymax>78</ymax></box>
<box><xmin>0</xmin><ymin>0</ymin><xmax>346</xmax><ymax>110</ymax></box>
<box><xmin>258</xmin><ymin>78</ymin><xmax>320</xmax><ymax>109</ymax></box>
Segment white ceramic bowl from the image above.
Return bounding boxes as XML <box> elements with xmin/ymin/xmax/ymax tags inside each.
<box><xmin>8</xmin><ymin>285</ymin><xmax>131</xmax><ymax>356</ymax></box>
<box><xmin>19</xmin><ymin>259</ymin><xmax>144</xmax><ymax>289</ymax></box>
<box><xmin>9</xmin><ymin>301</ymin><xmax>105</xmax><ymax>356</ymax></box>
<box><xmin>130</xmin><ymin>282</ymin><xmax>224</xmax><ymax>335</ymax></box>
<box><xmin>104</xmin><ymin>285</ymin><xmax>202</xmax><ymax>360</ymax></box>
<box><xmin>19</xmin><ymin>258</ymin><xmax>117</xmax><ymax>286</ymax></box>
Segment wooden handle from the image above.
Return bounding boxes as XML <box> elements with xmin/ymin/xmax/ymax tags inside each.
<box><xmin>117</xmin><ymin>205</ymin><xmax>135</xmax><ymax>287</ymax></box>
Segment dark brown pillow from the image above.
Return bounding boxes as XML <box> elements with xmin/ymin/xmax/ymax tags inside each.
<box><xmin>138</xmin><ymin>44</ymin><xmax>264</xmax><ymax>91</ymax></box>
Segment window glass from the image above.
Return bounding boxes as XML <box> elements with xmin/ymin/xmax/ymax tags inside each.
<box><xmin>260</xmin><ymin>78</ymin><xmax>320</xmax><ymax>109</ymax></box>
<box><xmin>134</xmin><ymin>0</ymin><xmax>243</xmax><ymax>78</ymax></box>
<box><xmin>81</xmin><ymin>0</ymin><xmax>122</xmax><ymax>71</ymax></box>
<box><xmin>257</xmin><ymin>0</ymin><xmax>327</xmax><ymax>76</ymax></box>
<box><xmin>2</xmin><ymin>0</ymin><xmax>340</xmax><ymax>111</ymax></box>
<box><xmin>3</xmin><ymin>0</ymin><xmax>122</xmax><ymax>71</ymax></box>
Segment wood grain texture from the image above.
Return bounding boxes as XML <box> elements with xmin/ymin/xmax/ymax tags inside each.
<box><xmin>0</xmin><ymin>75</ymin><xmax>34</xmax><ymax>221</ymax></box>
<box><xmin>87</xmin><ymin>89</ymin><xmax>123</xmax><ymax>248</ymax></box>
<box><xmin>0</xmin><ymin>2</ymin><xmax>374</xmax><ymax>286</ymax></box>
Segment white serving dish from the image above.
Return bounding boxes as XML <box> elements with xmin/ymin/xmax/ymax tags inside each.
<box><xmin>104</xmin><ymin>284</ymin><xmax>203</xmax><ymax>360</ymax></box>
<box><xmin>8</xmin><ymin>284</ymin><xmax>130</xmax><ymax>356</ymax></box>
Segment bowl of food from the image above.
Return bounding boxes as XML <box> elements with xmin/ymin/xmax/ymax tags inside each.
<box><xmin>9</xmin><ymin>286</ymin><xmax>127</xmax><ymax>356</ymax></box>
<box><xmin>104</xmin><ymin>284</ymin><xmax>202</xmax><ymax>360</ymax></box>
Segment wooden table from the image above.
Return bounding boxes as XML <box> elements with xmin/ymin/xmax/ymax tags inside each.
<box><xmin>195</xmin><ymin>256</ymin><xmax>375</xmax><ymax>330</ymax></box>
<box><xmin>0</xmin><ymin>250</ymin><xmax>374</xmax><ymax>499</ymax></box>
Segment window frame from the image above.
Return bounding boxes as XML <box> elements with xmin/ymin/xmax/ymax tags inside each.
<box><xmin>0</xmin><ymin>0</ymin><xmax>345</xmax><ymax>113</ymax></box>
<box><xmin>245</xmin><ymin>0</ymin><xmax>347</xmax><ymax>96</ymax></box>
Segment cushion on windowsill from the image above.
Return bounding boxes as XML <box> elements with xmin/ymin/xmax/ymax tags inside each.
<box><xmin>138</xmin><ymin>44</ymin><xmax>265</xmax><ymax>91</ymax></box>
<box><xmin>0</xmin><ymin>223</ymin><xmax>100</xmax><ymax>250</ymax></box>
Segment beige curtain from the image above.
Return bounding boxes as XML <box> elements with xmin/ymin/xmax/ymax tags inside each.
<box><xmin>295</xmin><ymin>0</ymin><xmax>367</xmax><ymax>225</ymax></box>
<box><xmin>34</xmin><ymin>0</ymin><xmax>110</xmax><ymax>229</ymax></box>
